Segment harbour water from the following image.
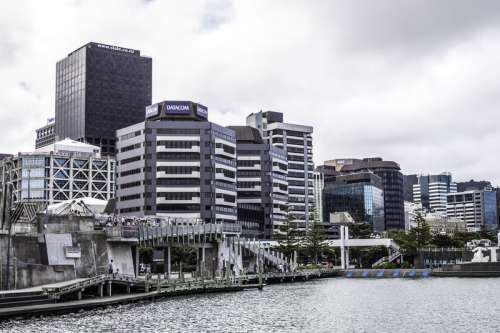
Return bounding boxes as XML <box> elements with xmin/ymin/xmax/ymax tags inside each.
<box><xmin>1</xmin><ymin>278</ymin><xmax>500</xmax><ymax>332</ymax></box>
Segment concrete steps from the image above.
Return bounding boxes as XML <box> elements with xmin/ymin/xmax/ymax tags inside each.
<box><xmin>0</xmin><ymin>292</ymin><xmax>51</xmax><ymax>308</ymax></box>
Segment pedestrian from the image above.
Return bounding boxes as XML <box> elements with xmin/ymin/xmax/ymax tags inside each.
<box><xmin>108</xmin><ymin>259</ymin><xmax>114</xmax><ymax>275</ymax></box>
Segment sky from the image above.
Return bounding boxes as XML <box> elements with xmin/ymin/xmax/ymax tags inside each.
<box><xmin>1</xmin><ymin>0</ymin><xmax>500</xmax><ymax>184</ymax></box>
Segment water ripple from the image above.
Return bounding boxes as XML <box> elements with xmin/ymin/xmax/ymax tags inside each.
<box><xmin>2</xmin><ymin>278</ymin><xmax>500</xmax><ymax>333</ymax></box>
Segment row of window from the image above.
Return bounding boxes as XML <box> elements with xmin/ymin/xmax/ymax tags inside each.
<box><xmin>238</xmin><ymin>160</ymin><xmax>260</xmax><ymax>167</ymax></box>
<box><xmin>120</xmin><ymin>194</ymin><xmax>141</xmax><ymax>201</ymax></box>
<box><xmin>120</xmin><ymin>181</ymin><xmax>141</xmax><ymax>189</ymax></box>
<box><xmin>120</xmin><ymin>143</ymin><xmax>142</xmax><ymax>153</ymax></box>
<box><xmin>157</xmin><ymin>166</ymin><xmax>200</xmax><ymax>174</ymax></box>
<box><xmin>120</xmin><ymin>130</ymin><xmax>142</xmax><ymax>141</ymax></box>
<box><xmin>157</xmin><ymin>152</ymin><xmax>200</xmax><ymax>161</ymax></box>
<box><xmin>215</xmin><ymin>143</ymin><xmax>235</xmax><ymax>155</ymax></box>
<box><xmin>238</xmin><ymin>181</ymin><xmax>261</xmax><ymax>188</ymax></box>
<box><xmin>157</xmin><ymin>192</ymin><xmax>200</xmax><ymax>200</ymax></box>
<box><xmin>157</xmin><ymin>140</ymin><xmax>200</xmax><ymax>149</ymax></box>
<box><xmin>121</xmin><ymin>155</ymin><xmax>142</xmax><ymax>165</ymax></box>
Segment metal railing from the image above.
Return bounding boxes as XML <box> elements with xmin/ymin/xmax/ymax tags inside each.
<box><xmin>104</xmin><ymin>226</ymin><xmax>139</xmax><ymax>239</ymax></box>
<box><xmin>104</xmin><ymin>222</ymin><xmax>243</xmax><ymax>242</ymax></box>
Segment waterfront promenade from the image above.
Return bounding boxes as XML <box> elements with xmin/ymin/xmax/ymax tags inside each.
<box><xmin>3</xmin><ymin>278</ymin><xmax>500</xmax><ymax>333</ymax></box>
<box><xmin>0</xmin><ymin>269</ymin><xmax>341</xmax><ymax>319</ymax></box>
<box><xmin>1</xmin><ymin>266</ymin><xmax>491</xmax><ymax>320</ymax></box>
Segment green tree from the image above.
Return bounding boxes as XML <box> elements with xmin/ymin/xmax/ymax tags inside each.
<box><xmin>477</xmin><ymin>228</ymin><xmax>498</xmax><ymax>242</ymax></box>
<box><xmin>277</xmin><ymin>210</ymin><xmax>298</xmax><ymax>259</ymax></box>
<box><xmin>410</xmin><ymin>211</ymin><xmax>431</xmax><ymax>248</ymax></box>
<box><xmin>389</xmin><ymin>229</ymin><xmax>417</xmax><ymax>257</ymax></box>
<box><xmin>431</xmin><ymin>233</ymin><xmax>461</xmax><ymax>248</ymax></box>
<box><xmin>452</xmin><ymin>231</ymin><xmax>480</xmax><ymax>247</ymax></box>
<box><xmin>172</xmin><ymin>247</ymin><xmax>196</xmax><ymax>273</ymax></box>
<box><xmin>302</xmin><ymin>207</ymin><xmax>327</xmax><ymax>264</ymax></box>
<box><xmin>349</xmin><ymin>223</ymin><xmax>373</xmax><ymax>239</ymax></box>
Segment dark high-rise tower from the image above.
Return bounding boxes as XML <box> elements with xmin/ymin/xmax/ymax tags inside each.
<box><xmin>324</xmin><ymin>158</ymin><xmax>405</xmax><ymax>230</ymax></box>
<box><xmin>55</xmin><ymin>42</ymin><xmax>152</xmax><ymax>155</ymax></box>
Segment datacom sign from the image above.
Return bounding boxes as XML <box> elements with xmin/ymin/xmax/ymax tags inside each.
<box><xmin>163</xmin><ymin>101</ymin><xmax>192</xmax><ymax>115</ymax></box>
<box><xmin>196</xmin><ymin>104</ymin><xmax>208</xmax><ymax>119</ymax></box>
<box><xmin>145</xmin><ymin>103</ymin><xmax>160</xmax><ymax>119</ymax></box>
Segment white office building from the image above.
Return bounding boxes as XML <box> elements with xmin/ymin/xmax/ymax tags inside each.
<box><xmin>446</xmin><ymin>190</ymin><xmax>498</xmax><ymax>232</ymax></box>
<box><xmin>115</xmin><ymin>100</ymin><xmax>237</xmax><ymax>223</ymax></box>
<box><xmin>247</xmin><ymin>111</ymin><xmax>314</xmax><ymax>230</ymax></box>
<box><xmin>413</xmin><ymin>173</ymin><xmax>457</xmax><ymax>215</ymax></box>
<box><xmin>313</xmin><ymin>170</ymin><xmax>324</xmax><ymax>222</ymax></box>
<box><xmin>1</xmin><ymin>138</ymin><xmax>115</xmax><ymax>205</ymax></box>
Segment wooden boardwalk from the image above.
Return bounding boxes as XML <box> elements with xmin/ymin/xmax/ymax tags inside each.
<box><xmin>0</xmin><ymin>269</ymin><xmax>341</xmax><ymax>319</ymax></box>
<box><xmin>0</xmin><ymin>279</ymin><xmax>258</xmax><ymax>319</ymax></box>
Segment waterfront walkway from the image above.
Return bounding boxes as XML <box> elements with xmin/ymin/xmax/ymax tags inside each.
<box><xmin>0</xmin><ymin>279</ymin><xmax>256</xmax><ymax>319</ymax></box>
<box><xmin>0</xmin><ymin>269</ymin><xmax>339</xmax><ymax>319</ymax></box>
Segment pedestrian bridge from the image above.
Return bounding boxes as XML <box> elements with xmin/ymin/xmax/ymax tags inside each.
<box><xmin>104</xmin><ymin>223</ymin><xmax>242</xmax><ymax>246</ymax></box>
<box><xmin>324</xmin><ymin>238</ymin><xmax>400</xmax><ymax>250</ymax></box>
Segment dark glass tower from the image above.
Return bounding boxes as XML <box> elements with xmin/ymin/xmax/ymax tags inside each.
<box><xmin>322</xmin><ymin>172</ymin><xmax>385</xmax><ymax>232</ymax></box>
<box><xmin>324</xmin><ymin>158</ymin><xmax>405</xmax><ymax>230</ymax></box>
<box><xmin>55</xmin><ymin>42</ymin><xmax>152</xmax><ymax>155</ymax></box>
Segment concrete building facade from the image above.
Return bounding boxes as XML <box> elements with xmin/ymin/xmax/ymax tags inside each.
<box><xmin>313</xmin><ymin>165</ymin><xmax>338</xmax><ymax>223</ymax></box>
<box><xmin>246</xmin><ymin>111</ymin><xmax>314</xmax><ymax>231</ymax></box>
<box><xmin>228</xmin><ymin>126</ymin><xmax>288</xmax><ymax>239</ymax></box>
<box><xmin>446</xmin><ymin>190</ymin><xmax>498</xmax><ymax>231</ymax></box>
<box><xmin>413</xmin><ymin>173</ymin><xmax>457</xmax><ymax>214</ymax></box>
<box><xmin>115</xmin><ymin>101</ymin><xmax>237</xmax><ymax>224</ymax></box>
<box><xmin>35</xmin><ymin>119</ymin><xmax>58</xmax><ymax>149</ymax></box>
<box><xmin>1</xmin><ymin>139</ymin><xmax>115</xmax><ymax>205</ymax></box>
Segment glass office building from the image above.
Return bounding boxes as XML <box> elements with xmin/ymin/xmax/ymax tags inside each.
<box><xmin>322</xmin><ymin>172</ymin><xmax>385</xmax><ymax>232</ymax></box>
<box><xmin>1</xmin><ymin>139</ymin><xmax>115</xmax><ymax>205</ymax></box>
<box><xmin>55</xmin><ymin>42</ymin><xmax>152</xmax><ymax>155</ymax></box>
<box><xmin>324</xmin><ymin>158</ymin><xmax>404</xmax><ymax>230</ymax></box>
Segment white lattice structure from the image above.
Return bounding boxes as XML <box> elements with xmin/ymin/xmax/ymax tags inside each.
<box><xmin>1</xmin><ymin>141</ymin><xmax>115</xmax><ymax>206</ymax></box>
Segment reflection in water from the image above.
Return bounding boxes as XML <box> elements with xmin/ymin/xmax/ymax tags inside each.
<box><xmin>2</xmin><ymin>278</ymin><xmax>500</xmax><ymax>332</ymax></box>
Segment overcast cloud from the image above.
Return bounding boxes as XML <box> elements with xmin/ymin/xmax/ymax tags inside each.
<box><xmin>1</xmin><ymin>0</ymin><xmax>499</xmax><ymax>184</ymax></box>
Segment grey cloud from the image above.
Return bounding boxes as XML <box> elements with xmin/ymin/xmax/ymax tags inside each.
<box><xmin>200</xmin><ymin>0</ymin><xmax>233</xmax><ymax>31</ymax></box>
<box><xmin>0</xmin><ymin>39</ymin><xmax>21</xmax><ymax>67</ymax></box>
<box><xmin>321</xmin><ymin>0</ymin><xmax>500</xmax><ymax>55</ymax></box>
<box><xmin>1</xmin><ymin>0</ymin><xmax>500</xmax><ymax>185</ymax></box>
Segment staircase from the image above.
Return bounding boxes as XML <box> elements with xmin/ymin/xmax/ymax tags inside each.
<box><xmin>0</xmin><ymin>291</ymin><xmax>52</xmax><ymax>308</ymax></box>
<box><xmin>372</xmin><ymin>250</ymin><xmax>402</xmax><ymax>268</ymax></box>
<box><xmin>240</xmin><ymin>239</ymin><xmax>292</xmax><ymax>270</ymax></box>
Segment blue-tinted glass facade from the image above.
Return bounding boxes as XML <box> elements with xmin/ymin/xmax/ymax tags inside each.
<box><xmin>483</xmin><ymin>191</ymin><xmax>498</xmax><ymax>230</ymax></box>
<box><xmin>323</xmin><ymin>182</ymin><xmax>385</xmax><ymax>232</ymax></box>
